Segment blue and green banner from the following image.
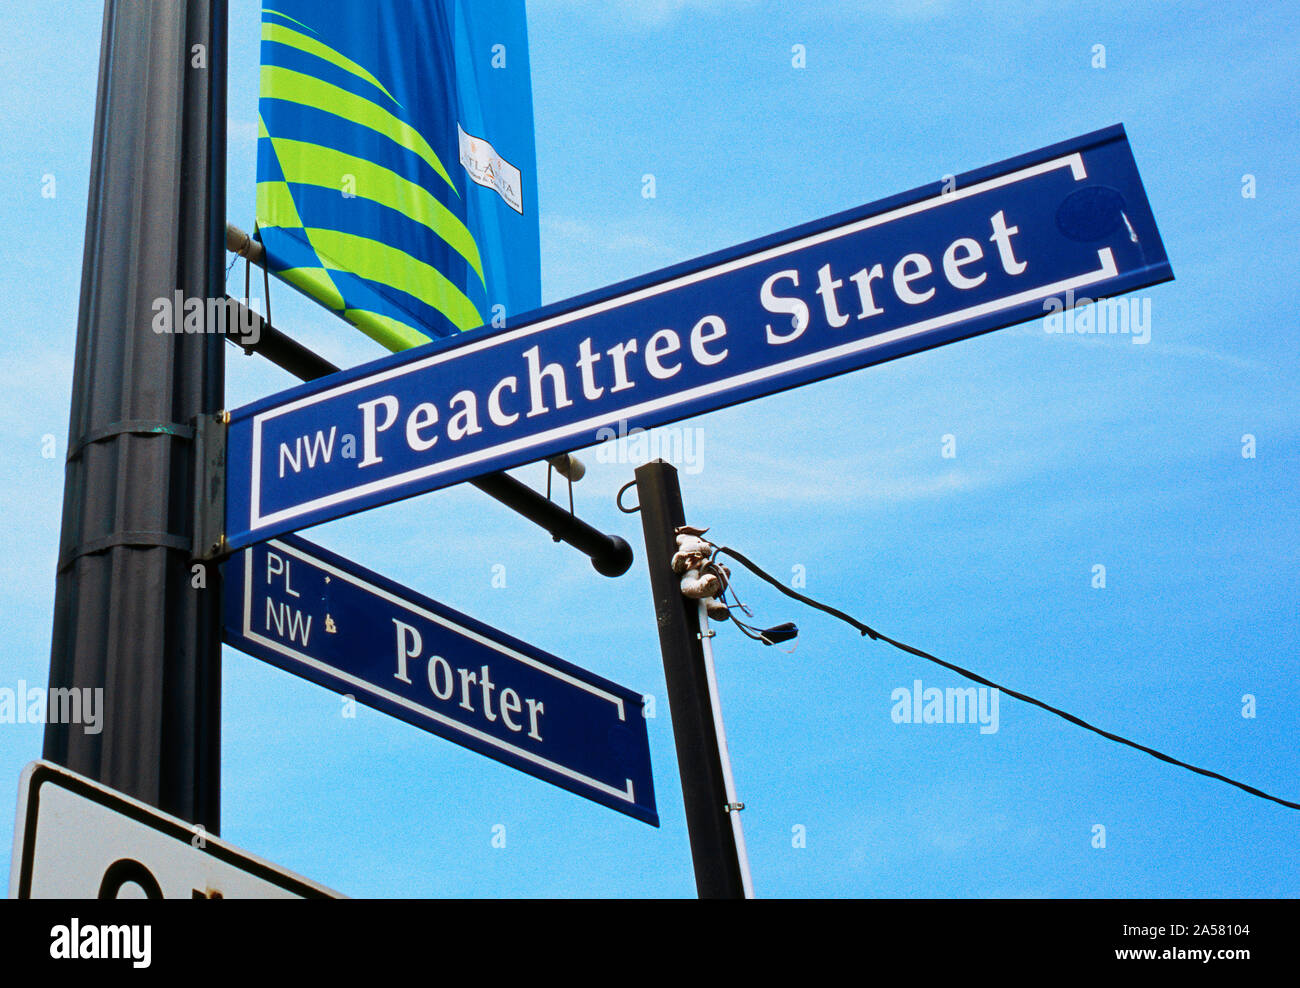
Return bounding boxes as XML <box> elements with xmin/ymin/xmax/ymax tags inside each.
<box><xmin>256</xmin><ymin>1</ymin><xmax>540</xmax><ymax>350</ymax></box>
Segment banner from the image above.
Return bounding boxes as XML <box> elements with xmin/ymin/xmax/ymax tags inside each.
<box><xmin>256</xmin><ymin>1</ymin><xmax>540</xmax><ymax>350</ymax></box>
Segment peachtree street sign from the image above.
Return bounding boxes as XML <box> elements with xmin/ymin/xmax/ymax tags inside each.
<box><xmin>223</xmin><ymin>125</ymin><xmax>1171</xmax><ymax>549</ymax></box>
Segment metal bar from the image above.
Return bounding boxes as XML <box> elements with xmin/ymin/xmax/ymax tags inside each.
<box><xmin>223</xmin><ymin>298</ymin><xmax>633</xmax><ymax>577</ymax></box>
<box><xmin>44</xmin><ymin>0</ymin><xmax>226</xmax><ymax>832</ymax></box>
<box><xmin>697</xmin><ymin>601</ymin><xmax>755</xmax><ymax>898</ymax></box>
<box><xmin>183</xmin><ymin>0</ymin><xmax>226</xmax><ymax>838</ymax></box>
<box><xmin>634</xmin><ymin>459</ymin><xmax>746</xmax><ymax>898</ymax></box>
<box><xmin>225</xmin><ymin>222</ymin><xmax>264</xmax><ymax>265</ymax></box>
<box><xmin>224</xmin><ymin>297</ymin><xmax>335</xmax><ymax>381</ymax></box>
<box><xmin>469</xmin><ymin>472</ymin><xmax>632</xmax><ymax>578</ymax></box>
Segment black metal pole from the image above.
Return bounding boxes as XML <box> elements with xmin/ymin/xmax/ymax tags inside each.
<box><xmin>635</xmin><ymin>460</ymin><xmax>745</xmax><ymax>898</ymax></box>
<box><xmin>43</xmin><ymin>0</ymin><xmax>226</xmax><ymax>832</ymax></box>
<box><xmin>223</xmin><ymin>298</ymin><xmax>634</xmax><ymax>577</ymax></box>
<box><xmin>469</xmin><ymin>473</ymin><xmax>633</xmax><ymax>577</ymax></box>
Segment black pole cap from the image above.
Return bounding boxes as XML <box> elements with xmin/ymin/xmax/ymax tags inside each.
<box><xmin>592</xmin><ymin>535</ymin><xmax>635</xmax><ymax>578</ymax></box>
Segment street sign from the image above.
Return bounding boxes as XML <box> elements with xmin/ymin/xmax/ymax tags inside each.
<box><xmin>223</xmin><ymin>124</ymin><xmax>1171</xmax><ymax>549</ymax></box>
<box><xmin>222</xmin><ymin>535</ymin><xmax>658</xmax><ymax>826</ymax></box>
<box><xmin>10</xmin><ymin>761</ymin><xmax>340</xmax><ymax>898</ymax></box>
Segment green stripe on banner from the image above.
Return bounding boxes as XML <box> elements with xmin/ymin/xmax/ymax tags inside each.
<box><xmin>261</xmin><ymin>65</ymin><xmax>457</xmax><ymax>192</ymax></box>
<box><xmin>258</xmin><ymin>124</ymin><xmax>447</xmax><ymax>349</ymax></box>
<box><xmin>262</xmin><ymin>21</ymin><xmax>400</xmax><ymax>107</ymax></box>
<box><xmin>343</xmin><ymin>309</ymin><xmax>434</xmax><ymax>351</ymax></box>
<box><xmin>274</xmin><ymin>265</ymin><xmax>347</xmax><ymax>313</ymax></box>
<box><xmin>268</xmin><ymin>135</ymin><xmax>485</xmax><ymax>283</ymax></box>
<box><xmin>307</xmin><ymin>227</ymin><xmax>485</xmax><ymax>334</ymax></box>
<box><xmin>262</xmin><ymin>8</ymin><xmax>319</xmax><ymax>34</ymax></box>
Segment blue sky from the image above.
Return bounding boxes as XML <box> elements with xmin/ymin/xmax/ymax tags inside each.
<box><xmin>1</xmin><ymin>0</ymin><xmax>1297</xmax><ymax>897</ymax></box>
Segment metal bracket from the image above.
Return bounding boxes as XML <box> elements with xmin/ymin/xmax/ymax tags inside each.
<box><xmin>66</xmin><ymin>419</ymin><xmax>194</xmax><ymax>463</ymax></box>
<box><xmin>58</xmin><ymin>531</ymin><xmax>193</xmax><ymax>573</ymax></box>
<box><xmin>192</xmin><ymin>410</ymin><xmax>229</xmax><ymax>562</ymax></box>
<box><xmin>725</xmin><ymin>802</ymin><xmax>745</xmax><ymax>813</ymax></box>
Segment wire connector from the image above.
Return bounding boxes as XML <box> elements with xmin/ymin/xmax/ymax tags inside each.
<box><xmin>673</xmin><ymin>526</ymin><xmax>731</xmax><ymax>620</ymax></box>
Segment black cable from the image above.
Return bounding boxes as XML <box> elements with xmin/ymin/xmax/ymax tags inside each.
<box><xmin>713</xmin><ymin>545</ymin><xmax>1300</xmax><ymax>812</ymax></box>
<box><xmin>715</xmin><ymin>546</ymin><xmax>882</xmax><ymax>639</ymax></box>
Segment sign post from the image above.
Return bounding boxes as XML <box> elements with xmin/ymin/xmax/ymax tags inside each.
<box><xmin>635</xmin><ymin>460</ymin><xmax>747</xmax><ymax>897</ymax></box>
<box><xmin>44</xmin><ymin>0</ymin><xmax>227</xmax><ymax>830</ymax></box>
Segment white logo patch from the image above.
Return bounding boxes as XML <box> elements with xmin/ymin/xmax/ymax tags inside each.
<box><xmin>458</xmin><ymin>124</ymin><xmax>523</xmax><ymax>214</ymax></box>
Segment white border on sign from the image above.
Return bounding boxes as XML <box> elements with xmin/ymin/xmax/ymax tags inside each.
<box><xmin>241</xmin><ymin>541</ymin><xmax>638</xmax><ymax>806</ymax></box>
<box><xmin>247</xmin><ymin>153</ymin><xmax>1093</xmax><ymax>532</ymax></box>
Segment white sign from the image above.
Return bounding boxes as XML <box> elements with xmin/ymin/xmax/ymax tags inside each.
<box><xmin>9</xmin><ymin>761</ymin><xmax>341</xmax><ymax>899</ymax></box>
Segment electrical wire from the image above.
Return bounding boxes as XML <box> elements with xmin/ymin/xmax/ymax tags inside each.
<box><xmin>712</xmin><ymin>545</ymin><xmax>1300</xmax><ymax>812</ymax></box>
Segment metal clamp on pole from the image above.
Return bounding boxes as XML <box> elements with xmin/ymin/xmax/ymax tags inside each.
<box><xmin>225</xmin><ymin>222</ymin><xmax>264</xmax><ymax>265</ymax></box>
<box><xmin>192</xmin><ymin>410</ymin><xmax>229</xmax><ymax>562</ymax></box>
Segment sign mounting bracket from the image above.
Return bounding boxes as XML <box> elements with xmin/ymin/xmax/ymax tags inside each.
<box><xmin>193</xmin><ymin>410</ymin><xmax>229</xmax><ymax>562</ymax></box>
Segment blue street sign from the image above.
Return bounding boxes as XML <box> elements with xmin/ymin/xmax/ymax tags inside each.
<box><xmin>225</xmin><ymin>124</ymin><xmax>1171</xmax><ymax>549</ymax></box>
<box><xmin>222</xmin><ymin>535</ymin><xmax>658</xmax><ymax>826</ymax></box>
